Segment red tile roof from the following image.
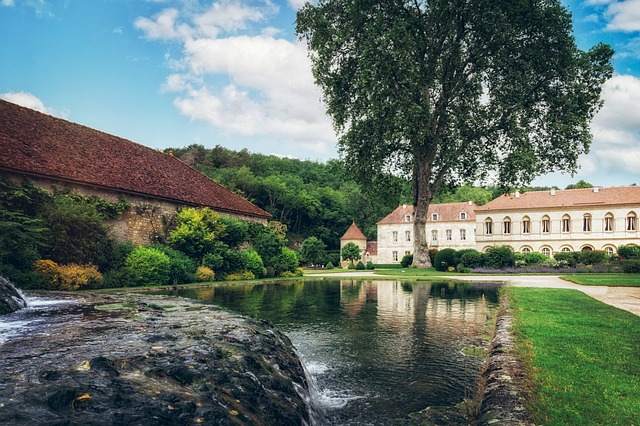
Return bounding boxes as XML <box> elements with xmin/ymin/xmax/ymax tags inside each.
<box><xmin>0</xmin><ymin>100</ymin><xmax>270</xmax><ymax>219</ymax></box>
<box><xmin>476</xmin><ymin>187</ymin><xmax>640</xmax><ymax>212</ymax></box>
<box><xmin>377</xmin><ymin>202</ymin><xmax>477</xmax><ymax>224</ymax></box>
<box><xmin>340</xmin><ymin>222</ymin><xmax>367</xmax><ymax>241</ymax></box>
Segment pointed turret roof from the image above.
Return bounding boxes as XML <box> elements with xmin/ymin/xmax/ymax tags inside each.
<box><xmin>340</xmin><ymin>221</ymin><xmax>367</xmax><ymax>241</ymax></box>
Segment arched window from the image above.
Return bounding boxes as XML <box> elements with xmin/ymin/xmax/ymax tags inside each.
<box><xmin>562</xmin><ymin>214</ymin><xmax>571</xmax><ymax>233</ymax></box>
<box><xmin>603</xmin><ymin>246</ymin><xmax>615</xmax><ymax>256</ymax></box>
<box><xmin>561</xmin><ymin>246</ymin><xmax>572</xmax><ymax>252</ymax></box>
<box><xmin>583</xmin><ymin>214</ymin><xmax>592</xmax><ymax>232</ymax></box>
<box><xmin>522</xmin><ymin>216</ymin><xmax>530</xmax><ymax>234</ymax></box>
<box><xmin>541</xmin><ymin>215</ymin><xmax>551</xmax><ymax>233</ymax></box>
<box><xmin>581</xmin><ymin>245</ymin><xmax>594</xmax><ymax>252</ymax></box>
<box><xmin>432</xmin><ymin>213</ymin><xmax>439</xmax><ymax>221</ymax></box>
<box><xmin>521</xmin><ymin>247</ymin><xmax>531</xmax><ymax>254</ymax></box>
<box><xmin>405</xmin><ymin>214</ymin><xmax>412</xmax><ymax>222</ymax></box>
<box><xmin>541</xmin><ymin>247</ymin><xmax>552</xmax><ymax>257</ymax></box>
<box><xmin>460</xmin><ymin>212</ymin><xmax>467</xmax><ymax>220</ymax></box>
<box><xmin>485</xmin><ymin>218</ymin><xmax>493</xmax><ymax>235</ymax></box>
<box><xmin>627</xmin><ymin>212</ymin><xmax>637</xmax><ymax>231</ymax></box>
<box><xmin>503</xmin><ymin>217</ymin><xmax>512</xmax><ymax>234</ymax></box>
<box><xmin>604</xmin><ymin>213</ymin><xmax>614</xmax><ymax>232</ymax></box>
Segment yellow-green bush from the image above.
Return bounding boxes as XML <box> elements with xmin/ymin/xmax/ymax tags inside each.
<box><xmin>58</xmin><ymin>263</ymin><xmax>103</xmax><ymax>290</ymax></box>
<box><xmin>33</xmin><ymin>259</ymin><xmax>61</xmax><ymax>289</ymax></box>
<box><xmin>195</xmin><ymin>265</ymin><xmax>215</xmax><ymax>282</ymax></box>
<box><xmin>225</xmin><ymin>271</ymin><xmax>255</xmax><ymax>281</ymax></box>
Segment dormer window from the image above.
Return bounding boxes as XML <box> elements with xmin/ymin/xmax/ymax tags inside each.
<box><xmin>460</xmin><ymin>212</ymin><xmax>467</xmax><ymax>220</ymax></box>
<box><xmin>404</xmin><ymin>215</ymin><xmax>412</xmax><ymax>222</ymax></box>
<box><xmin>432</xmin><ymin>213</ymin><xmax>439</xmax><ymax>221</ymax></box>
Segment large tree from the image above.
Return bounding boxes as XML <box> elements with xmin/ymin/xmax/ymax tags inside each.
<box><xmin>297</xmin><ymin>0</ymin><xmax>613</xmax><ymax>266</ymax></box>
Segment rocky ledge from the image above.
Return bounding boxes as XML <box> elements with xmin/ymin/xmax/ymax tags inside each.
<box><xmin>0</xmin><ymin>276</ymin><xmax>27</xmax><ymax>315</ymax></box>
<box><xmin>0</xmin><ymin>293</ymin><xmax>314</xmax><ymax>425</ymax></box>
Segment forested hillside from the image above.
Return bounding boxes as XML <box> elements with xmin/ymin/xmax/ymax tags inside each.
<box><xmin>166</xmin><ymin>145</ymin><xmax>511</xmax><ymax>250</ymax></box>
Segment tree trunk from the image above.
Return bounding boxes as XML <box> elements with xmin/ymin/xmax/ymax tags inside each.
<box><xmin>412</xmin><ymin>160</ymin><xmax>433</xmax><ymax>268</ymax></box>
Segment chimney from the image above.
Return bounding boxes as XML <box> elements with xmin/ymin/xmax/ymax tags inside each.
<box><xmin>468</xmin><ymin>200</ymin><xmax>472</xmax><ymax>206</ymax></box>
<box><xmin>515</xmin><ymin>191</ymin><xmax>520</xmax><ymax>198</ymax></box>
<box><xmin>402</xmin><ymin>204</ymin><xmax>406</xmax><ymax>209</ymax></box>
<box><xmin>594</xmin><ymin>187</ymin><xmax>599</xmax><ymax>193</ymax></box>
<box><xmin>550</xmin><ymin>189</ymin><xmax>556</xmax><ymax>196</ymax></box>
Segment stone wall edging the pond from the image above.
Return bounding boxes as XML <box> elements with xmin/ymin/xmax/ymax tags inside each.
<box><xmin>477</xmin><ymin>297</ymin><xmax>533</xmax><ymax>426</ymax></box>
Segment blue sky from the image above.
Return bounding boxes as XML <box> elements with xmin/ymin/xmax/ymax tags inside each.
<box><xmin>1</xmin><ymin>0</ymin><xmax>639</xmax><ymax>189</ymax></box>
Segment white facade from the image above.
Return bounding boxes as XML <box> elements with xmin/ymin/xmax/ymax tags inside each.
<box><xmin>475</xmin><ymin>187</ymin><xmax>640</xmax><ymax>255</ymax></box>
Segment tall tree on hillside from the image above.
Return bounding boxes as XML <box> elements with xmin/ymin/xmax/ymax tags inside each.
<box><xmin>297</xmin><ymin>0</ymin><xmax>613</xmax><ymax>267</ymax></box>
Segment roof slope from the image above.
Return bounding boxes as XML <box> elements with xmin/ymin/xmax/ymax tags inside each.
<box><xmin>476</xmin><ymin>187</ymin><xmax>640</xmax><ymax>212</ymax></box>
<box><xmin>0</xmin><ymin>100</ymin><xmax>269</xmax><ymax>219</ymax></box>
<box><xmin>377</xmin><ymin>202</ymin><xmax>477</xmax><ymax>225</ymax></box>
<box><xmin>340</xmin><ymin>222</ymin><xmax>367</xmax><ymax>241</ymax></box>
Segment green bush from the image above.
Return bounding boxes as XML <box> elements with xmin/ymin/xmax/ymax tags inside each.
<box><xmin>281</xmin><ymin>268</ymin><xmax>304</xmax><ymax>278</ymax></box>
<box><xmin>265</xmin><ymin>266</ymin><xmax>275</xmax><ymax>278</ymax></box>
<box><xmin>484</xmin><ymin>246</ymin><xmax>515</xmax><ymax>269</ymax></box>
<box><xmin>102</xmin><ymin>268</ymin><xmax>131</xmax><ymax>288</ymax></box>
<box><xmin>553</xmin><ymin>251</ymin><xmax>579</xmax><ymax>267</ymax></box>
<box><xmin>125</xmin><ymin>247</ymin><xmax>171</xmax><ymax>287</ymax></box>
<box><xmin>326</xmin><ymin>261</ymin><xmax>334</xmax><ymax>270</ymax></box>
<box><xmin>520</xmin><ymin>252</ymin><xmax>548</xmax><ymax>265</ymax></box>
<box><xmin>355</xmin><ymin>260</ymin><xmax>366</xmax><ymax>270</ymax></box>
<box><xmin>400</xmin><ymin>254</ymin><xmax>413</xmax><ymax>268</ymax></box>
<box><xmin>149</xmin><ymin>245</ymin><xmax>196</xmax><ymax>284</ymax></box>
<box><xmin>202</xmin><ymin>252</ymin><xmax>224</xmax><ymax>271</ymax></box>
<box><xmin>366</xmin><ymin>261</ymin><xmax>375</xmax><ymax>270</ymax></box>
<box><xmin>433</xmin><ymin>248</ymin><xmax>457</xmax><ymax>272</ymax></box>
<box><xmin>620</xmin><ymin>259</ymin><xmax>640</xmax><ymax>273</ymax></box>
<box><xmin>617</xmin><ymin>245</ymin><xmax>640</xmax><ymax>260</ymax></box>
<box><xmin>578</xmin><ymin>250</ymin><xmax>607</xmax><ymax>265</ymax></box>
<box><xmin>347</xmin><ymin>262</ymin><xmax>355</xmax><ymax>269</ymax></box>
<box><xmin>375</xmin><ymin>264</ymin><xmax>403</xmax><ymax>269</ymax></box>
<box><xmin>226</xmin><ymin>271</ymin><xmax>255</xmax><ymax>281</ymax></box>
<box><xmin>428</xmin><ymin>248</ymin><xmax>438</xmax><ymax>265</ymax></box>
<box><xmin>273</xmin><ymin>247</ymin><xmax>299</xmax><ymax>275</ymax></box>
<box><xmin>460</xmin><ymin>250</ymin><xmax>484</xmax><ymax>268</ymax></box>
<box><xmin>454</xmin><ymin>249</ymin><xmax>478</xmax><ymax>266</ymax></box>
<box><xmin>195</xmin><ymin>265</ymin><xmax>215</xmax><ymax>282</ymax></box>
<box><xmin>244</xmin><ymin>249</ymin><xmax>265</xmax><ymax>278</ymax></box>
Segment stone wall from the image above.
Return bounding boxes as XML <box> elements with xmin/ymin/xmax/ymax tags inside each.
<box><xmin>3</xmin><ymin>172</ymin><xmax>266</xmax><ymax>246</ymax></box>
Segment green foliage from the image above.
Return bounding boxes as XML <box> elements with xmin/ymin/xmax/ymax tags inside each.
<box><xmin>225</xmin><ymin>271</ymin><xmax>255</xmax><ymax>281</ymax></box>
<box><xmin>553</xmin><ymin>251</ymin><xmax>579</xmax><ymax>267</ymax></box>
<box><xmin>244</xmin><ymin>249</ymin><xmax>265</xmax><ymax>278</ymax></box>
<box><xmin>460</xmin><ymin>250</ymin><xmax>484</xmax><ymax>269</ymax></box>
<box><xmin>433</xmin><ymin>249</ymin><xmax>457</xmax><ymax>272</ymax></box>
<box><xmin>102</xmin><ymin>268</ymin><xmax>131</xmax><ymax>289</ymax></box>
<box><xmin>167</xmin><ymin>208</ymin><xmax>224</xmax><ymax>260</ymax></box>
<box><xmin>366</xmin><ymin>261</ymin><xmax>374</xmax><ymax>270</ymax></box>
<box><xmin>110</xmin><ymin>242</ymin><xmax>135</xmax><ymax>270</ymax></box>
<box><xmin>341</xmin><ymin>242</ymin><xmax>361</xmax><ymax>263</ymax></box>
<box><xmin>125</xmin><ymin>247</ymin><xmax>171</xmax><ymax>287</ymax></box>
<box><xmin>565</xmin><ymin>180</ymin><xmax>593</xmax><ymax>189</ymax></box>
<box><xmin>432</xmin><ymin>185</ymin><xmax>494</xmax><ymax>206</ymax></box>
<box><xmin>148</xmin><ymin>245</ymin><xmax>196</xmax><ymax>284</ymax></box>
<box><xmin>484</xmin><ymin>246</ymin><xmax>516</xmax><ymax>269</ymax></box>
<box><xmin>400</xmin><ymin>254</ymin><xmax>413</xmax><ymax>268</ymax></box>
<box><xmin>578</xmin><ymin>250</ymin><xmax>607</xmax><ymax>265</ymax></box>
<box><xmin>617</xmin><ymin>245</ymin><xmax>640</xmax><ymax>260</ymax></box>
<box><xmin>218</xmin><ymin>216</ymin><xmax>249</xmax><ymax>248</ymax></box>
<box><xmin>620</xmin><ymin>260</ymin><xmax>640</xmax><ymax>274</ymax></box>
<box><xmin>326</xmin><ymin>261</ymin><xmax>334</xmax><ymax>269</ymax></box>
<box><xmin>347</xmin><ymin>262</ymin><xmax>355</xmax><ymax>270</ymax></box>
<box><xmin>299</xmin><ymin>236</ymin><xmax>327</xmax><ymax>266</ymax></box>
<box><xmin>265</xmin><ymin>266</ymin><xmax>275</xmax><ymax>278</ymax></box>
<box><xmin>516</xmin><ymin>252</ymin><xmax>548</xmax><ymax>266</ymax></box>
<box><xmin>202</xmin><ymin>251</ymin><xmax>224</xmax><ymax>271</ymax></box>
<box><xmin>355</xmin><ymin>260</ymin><xmax>365</xmax><ymax>270</ymax></box>
<box><xmin>273</xmin><ymin>247</ymin><xmax>299</xmax><ymax>276</ymax></box>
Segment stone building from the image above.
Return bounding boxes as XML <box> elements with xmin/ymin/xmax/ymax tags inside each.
<box><xmin>376</xmin><ymin>202</ymin><xmax>477</xmax><ymax>263</ymax></box>
<box><xmin>339</xmin><ymin>222</ymin><xmax>377</xmax><ymax>266</ymax></box>
<box><xmin>0</xmin><ymin>99</ymin><xmax>270</xmax><ymax>245</ymax></box>
<box><xmin>475</xmin><ymin>187</ymin><xmax>640</xmax><ymax>255</ymax></box>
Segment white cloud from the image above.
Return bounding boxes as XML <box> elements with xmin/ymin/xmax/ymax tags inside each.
<box><xmin>1</xmin><ymin>0</ymin><xmax>15</xmax><ymax>7</ymax></box>
<box><xmin>0</xmin><ymin>91</ymin><xmax>68</xmax><ymax>118</ymax></box>
<box><xmin>135</xmin><ymin>0</ymin><xmax>336</xmax><ymax>156</ymax></box>
<box><xmin>586</xmin><ymin>74</ymin><xmax>640</xmax><ymax>174</ymax></box>
<box><xmin>602</xmin><ymin>0</ymin><xmax>640</xmax><ymax>32</ymax></box>
<box><xmin>287</xmin><ymin>0</ymin><xmax>308</xmax><ymax>10</ymax></box>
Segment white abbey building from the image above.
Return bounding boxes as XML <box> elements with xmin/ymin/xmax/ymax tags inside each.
<box><xmin>341</xmin><ymin>186</ymin><xmax>640</xmax><ymax>265</ymax></box>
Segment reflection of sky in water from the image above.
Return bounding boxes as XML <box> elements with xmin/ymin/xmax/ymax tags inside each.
<box><xmin>0</xmin><ymin>296</ymin><xmax>75</xmax><ymax>345</ymax></box>
<box><xmin>165</xmin><ymin>280</ymin><xmax>501</xmax><ymax>425</ymax></box>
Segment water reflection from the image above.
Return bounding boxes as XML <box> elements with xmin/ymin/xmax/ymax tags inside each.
<box><xmin>164</xmin><ymin>280</ymin><xmax>500</xmax><ymax>425</ymax></box>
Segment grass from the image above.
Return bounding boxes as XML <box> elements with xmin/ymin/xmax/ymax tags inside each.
<box><xmin>561</xmin><ymin>273</ymin><xmax>640</xmax><ymax>287</ymax></box>
<box><xmin>508</xmin><ymin>287</ymin><xmax>640</xmax><ymax>425</ymax></box>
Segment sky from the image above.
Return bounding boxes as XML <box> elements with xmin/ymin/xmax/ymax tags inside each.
<box><xmin>1</xmin><ymin>0</ymin><xmax>639</xmax><ymax>189</ymax></box>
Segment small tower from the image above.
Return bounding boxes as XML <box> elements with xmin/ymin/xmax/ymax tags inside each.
<box><xmin>340</xmin><ymin>221</ymin><xmax>367</xmax><ymax>267</ymax></box>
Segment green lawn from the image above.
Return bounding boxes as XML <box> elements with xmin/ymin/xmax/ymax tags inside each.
<box><xmin>508</xmin><ymin>287</ymin><xmax>640</xmax><ymax>425</ymax></box>
<box><xmin>561</xmin><ymin>274</ymin><xmax>640</xmax><ymax>287</ymax></box>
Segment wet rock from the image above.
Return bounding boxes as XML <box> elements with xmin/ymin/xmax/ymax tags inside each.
<box><xmin>0</xmin><ymin>276</ymin><xmax>27</xmax><ymax>315</ymax></box>
<box><xmin>0</xmin><ymin>294</ymin><xmax>313</xmax><ymax>425</ymax></box>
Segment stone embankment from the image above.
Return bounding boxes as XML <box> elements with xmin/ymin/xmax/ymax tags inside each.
<box><xmin>0</xmin><ymin>276</ymin><xmax>27</xmax><ymax>315</ymax></box>
<box><xmin>0</xmin><ymin>292</ymin><xmax>314</xmax><ymax>425</ymax></box>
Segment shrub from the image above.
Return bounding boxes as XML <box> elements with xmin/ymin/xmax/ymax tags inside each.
<box><xmin>226</xmin><ymin>271</ymin><xmax>255</xmax><ymax>281</ymax></box>
<box><xmin>366</xmin><ymin>261</ymin><xmax>375</xmax><ymax>270</ymax></box>
<box><xmin>326</xmin><ymin>261</ymin><xmax>334</xmax><ymax>270</ymax></box>
<box><xmin>149</xmin><ymin>245</ymin><xmax>197</xmax><ymax>284</ymax></box>
<box><xmin>620</xmin><ymin>259</ymin><xmax>640</xmax><ymax>273</ymax></box>
<box><xmin>272</xmin><ymin>247</ymin><xmax>299</xmax><ymax>275</ymax></box>
<box><xmin>484</xmin><ymin>246</ymin><xmax>515</xmax><ymax>269</ymax></box>
<box><xmin>521</xmin><ymin>252</ymin><xmax>548</xmax><ymax>265</ymax></box>
<box><xmin>433</xmin><ymin>248</ymin><xmax>457</xmax><ymax>272</ymax></box>
<box><xmin>195</xmin><ymin>266</ymin><xmax>215</xmax><ymax>282</ymax></box>
<box><xmin>57</xmin><ymin>263</ymin><xmax>103</xmax><ymax>291</ymax></box>
<box><xmin>33</xmin><ymin>259</ymin><xmax>61</xmax><ymax>289</ymax></box>
<box><xmin>102</xmin><ymin>268</ymin><xmax>131</xmax><ymax>288</ymax></box>
<box><xmin>125</xmin><ymin>247</ymin><xmax>171</xmax><ymax>287</ymax></box>
<box><xmin>355</xmin><ymin>261</ymin><xmax>366</xmax><ymax>270</ymax></box>
<box><xmin>554</xmin><ymin>251</ymin><xmax>579</xmax><ymax>267</ymax></box>
<box><xmin>460</xmin><ymin>250</ymin><xmax>484</xmax><ymax>268</ymax></box>
<box><xmin>428</xmin><ymin>248</ymin><xmax>438</xmax><ymax>265</ymax></box>
<box><xmin>281</xmin><ymin>268</ymin><xmax>304</xmax><ymax>278</ymax></box>
<box><xmin>244</xmin><ymin>249</ymin><xmax>265</xmax><ymax>278</ymax></box>
<box><xmin>347</xmin><ymin>262</ymin><xmax>355</xmax><ymax>269</ymax></box>
<box><xmin>265</xmin><ymin>266</ymin><xmax>275</xmax><ymax>278</ymax></box>
<box><xmin>400</xmin><ymin>254</ymin><xmax>413</xmax><ymax>268</ymax></box>
<box><xmin>454</xmin><ymin>249</ymin><xmax>477</xmax><ymax>266</ymax></box>
<box><xmin>578</xmin><ymin>250</ymin><xmax>607</xmax><ymax>265</ymax></box>
<box><xmin>110</xmin><ymin>241</ymin><xmax>135</xmax><ymax>270</ymax></box>
<box><xmin>617</xmin><ymin>245</ymin><xmax>640</xmax><ymax>260</ymax></box>
<box><xmin>202</xmin><ymin>252</ymin><xmax>224</xmax><ymax>271</ymax></box>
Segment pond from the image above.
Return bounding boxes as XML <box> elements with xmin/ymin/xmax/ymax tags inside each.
<box><xmin>161</xmin><ymin>279</ymin><xmax>501</xmax><ymax>425</ymax></box>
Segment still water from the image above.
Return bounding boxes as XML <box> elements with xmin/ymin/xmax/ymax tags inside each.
<box><xmin>164</xmin><ymin>279</ymin><xmax>501</xmax><ymax>425</ymax></box>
